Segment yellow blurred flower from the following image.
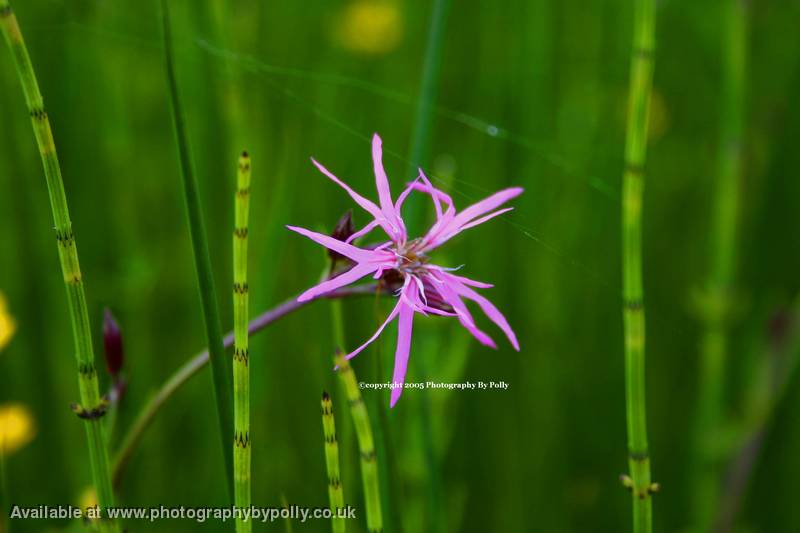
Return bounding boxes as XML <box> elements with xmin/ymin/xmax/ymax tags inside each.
<box><xmin>333</xmin><ymin>1</ymin><xmax>403</xmax><ymax>56</ymax></box>
<box><xmin>0</xmin><ymin>403</ymin><xmax>35</xmax><ymax>455</ymax></box>
<box><xmin>0</xmin><ymin>292</ymin><xmax>16</xmax><ymax>352</ymax></box>
<box><xmin>78</xmin><ymin>486</ymin><xmax>98</xmax><ymax>518</ymax></box>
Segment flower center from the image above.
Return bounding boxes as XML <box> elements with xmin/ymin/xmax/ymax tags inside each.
<box><xmin>394</xmin><ymin>238</ymin><xmax>428</xmax><ymax>274</ymax></box>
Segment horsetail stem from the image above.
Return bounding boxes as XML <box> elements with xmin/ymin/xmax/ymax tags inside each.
<box><xmin>620</xmin><ymin>0</ymin><xmax>657</xmax><ymax>531</ymax></box>
<box><xmin>233</xmin><ymin>151</ymin><xmax>252</xmax><ymax>532</ymax></box>
<box><xmin>334</xmin><ymin>353</ymin><xmax>383</xmax><ymax>533</ymax></box>
<box><xmin>692</xmin><ymin>1</ymin><xmax>748</xmax><ymax>528</ymax></box>
<box><xmin>0</xmin><ymin>3</ymin><xmax>119</xmax><ymax>530</ymax></box>
<box><xmin>321</xmin><ymin>391</ymin><xmax>346</xmax><ymax>533</ymax></box>
<box><xmin>160</xmin><ymin>0</ymin><xmax>234</xmax><ymax>499</ymax></box>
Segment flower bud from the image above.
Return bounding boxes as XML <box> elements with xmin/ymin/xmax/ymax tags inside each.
<box><xmin>329</xmin><ymin>209</ymin><xmax>356</xmax><ymax>265</ymax></box>
<box><xmin>103</xmin><ymin>308</ymin><xmax>124</xmax><ymax>379</ymax></box>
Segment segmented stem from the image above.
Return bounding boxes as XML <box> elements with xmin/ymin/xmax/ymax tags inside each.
<box><xmin>321</xmin><ymin>391</ymin><xmax>346</xmax><ymax>533</ymax></box>
<box><xmin>692</xmin><ymin>1</ymin><xmax>747</xmax><ymax>528</ymax></box>
<box><xmin>621</xmin><ymin>0</ymin><xmax>656</xmax><ymax>531</ymax></box>
<box><xmin>161</xmin><ymin>0</ymin><xmax>234</xmax><ymax>499</ymax></box>
<box><xmin>233</xmin><ymin>152</ymin><xmax>252</xmax><ymax>532</ymax></box>
<box><xmin>0</xmin><ymin>3</ymin><xmax>118</xmax><ymax>530</ymax></box>
<box><xmin>335</xmin><ymin>353</ymin><xmax>383</xmax><ymax>533</ymax></box>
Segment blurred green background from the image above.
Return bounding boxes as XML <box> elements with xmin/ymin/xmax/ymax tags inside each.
<box><xmin>1</xmin><ymin>0</ymin><xmax>800</xmax><ymax>531</ymax></box>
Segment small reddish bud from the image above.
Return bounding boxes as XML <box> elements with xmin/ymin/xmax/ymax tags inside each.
<box><xmin>329</xmin><ymin>210</ymin><xmax>356</xmax><ymax>267</ymax></box>
<box><xmin>331</xmin><ymin>209</ymin><xmax>355</xmax><ymax>243</ymax></box>
<box><xmin>103</xmin><ymin>308</ymin><xmax>124</xmax><ymax>379</ymax></box>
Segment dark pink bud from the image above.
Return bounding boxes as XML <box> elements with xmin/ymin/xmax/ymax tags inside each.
<box><xmin>331</xmin><ymin>209</ymin><xmax>355</xmax><ymax>243</ymax></box>
<box><xmin>329</xmin><ymin>210</ymin><xmax>356</xmax><ymax>266</ymax></box>
<box><xmin>103</xmin><ymin>308</ymin><xmax>124</xmax><ymax>378</ymax></box>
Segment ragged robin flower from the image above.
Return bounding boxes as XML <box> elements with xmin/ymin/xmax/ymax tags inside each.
<box><xmin>288</xmin><ymin>134</ymin><xmax>521</xmax><ymax>407</ymax></box>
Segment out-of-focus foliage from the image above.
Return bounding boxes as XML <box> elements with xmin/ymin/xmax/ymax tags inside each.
<box><xmin>0</xmin><ymin>0</ymin><xmax>799</xmax><ymax>532</ymax></box>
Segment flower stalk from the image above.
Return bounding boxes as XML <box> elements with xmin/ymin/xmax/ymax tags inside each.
<box><xmin>620</xmin><ymin>0</ymin><xmax>657</xmax><ymax>531</ymax></box>
<box><xmin>321</xmin><ymin>391</ymin><xmax>346</xmax><ymax>533</ymax></box>
<box><xmin>334</xmin><ymin>352</ymin><xmax>382</xmax><ymax>533</ymax></box>
<box><xmin>0</xmin><ymin>2</ymin><xmax>118</xmax><ymax>530</ymax></box>
<box><xmin>161</xmin><ymin>0</ymin><xmax>234</xmax><ymax>499</ymax></box>
<box><xmin>233</xmin><ymin>152</ymin><xmax>252</xmax><ymax>532</ymax></box>
<box><xmin>113</xmin><ymin>284</ymin><xmax>381</xmax><ymax>487</ymax></box>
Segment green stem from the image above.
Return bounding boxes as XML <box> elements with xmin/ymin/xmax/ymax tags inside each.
<box><xmin>0</xmin><ymin>3</ymin><xmax>118</xmax><ymax>530</ymax></box>
<box><xmin>160</xmin><ymin>0</ymin><xmax>234</xmax><ymax>500</ymax></box>
<box><xmin>371</xmin><ymin>293</ymin><xmax>401</xmax><ymax>533</ymax></box>
<box><xmin>692</xmin><ymin>1</ymin><xmax>747</xmax><ymax>529</ymax></box>
<box><xmin>113</xmin><ymin>285</ymin><xmax>380</xmax><ymax>488</ymax></box>
<box><xmin>620</xmin><ymin>0</ymin><xmax>656</xmax><ymax>531</ymax></box>
<box><xmin>330</xmin><ymin>298</ymin><xmax>355</xmax><ymax>508</ymax></box>
<box><xmin>233</xmin><ymin>152</ymin><xmax>252</xmax><ymax>531</ymax></box>
<box><xmin>404</xmin><ymin>0</ymin><xmax>452</xmax><ymax>228</ymax></box>
<box><xmin>322</xmin><ymin>392</ymin><xmax>346</xmax><ymax>533</ymax></box>
<box><xmin>404</xmin><ymin>2</ymin><xmax>451</xmax><ymax>529</ymax></box>
<box><xmin>335</xmin><ymin>353</ymin><xmax>383</xmax><ymax>533</ymax></box>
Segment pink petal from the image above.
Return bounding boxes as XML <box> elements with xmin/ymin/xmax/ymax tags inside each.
<box><xmin>449</xmin><ymin>187</ymin><xmax>523</xmax><ymax>232</ymax></box>
<box><xmin>436</xmin><ymin>270</ymin><xmax>494</xmax><ymax>289</ymax></box>
<box><xmin>423</xmin><ymin>306</ymin><xmax>459</xmax><ymax>317</ymax></box>
<box><xmin>371</xmin><ymin>134</ymin><xmax>405</xmax><ymax>240</ymax></box>
<box><xmin>345</xmin><ymin>219</ymin><xmax>381</xmax><ymax>244</ymax></box>
<box><xmin>344</xmin><ymin>299</ymin><xmax>403</xmax><ymax>361</ymax></box>
<box><xmin>286</xmin><ymin>225</ymin><xmax>391</xmax><ymax>264</ymax></box>
<box><xmin>394</xmin><ymin>176</ymin><xmax>420</xmax><ymax>216</ymax></box>
<box><xmin>445</xmin><ymin>274</ymin><xmax>520</xmax><ymax>351</ymax></box>
<box><xmin>417</xmin><ymin>170</ymin><xmax>442</xmax><ymax>219</ymax></box>
<box><xmin>409</xmin><ymin>181</ymin><xmax>457</xmax><ymax>249</ymax></box>
<box><xmin>457</xmin><ymin>207</ymin><xmax>514</xmax><ymax>232</ymax></box>
<box><xmin>311</xmin><ymin>158</ymin><xmax>384</xmax><ymax>222</ymax></box>
<box><xmin>409</xmin><ymin>180</ymin><xmax>454</xmax><ymax>213</ymax></box>
<box><xmin>390</xmin><ymin>301</ymin><xmax>415</xmax><ymax>407</ymax></box>
<box><xmin>297</xmin><ymin>262</ymin><xmax>379</xmax><ymax>302</ymax></box>
<box><xmin>431</xmin><ymin>275</ymin><xmax>497</xmax><ymax>349</ymax></box>
<box><xmin>424</xmin><ymin>188</ymin><xmax>522</xmax><ymax>251</ymax></box>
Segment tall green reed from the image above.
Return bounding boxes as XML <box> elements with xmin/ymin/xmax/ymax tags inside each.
<box><xmin>0</xmin><ymin>3</ymin><xmax>119</xmax><ymax>530</ymax></box>
<box><xmin>405</xmin><ymin>2</ymin><xmax>452</xmax><ymax>529</ymax></box>
<box><xmin>405</xmin><ymin>0</ymin><xmax>452</xmax><ymax>227</ymax></box>
<box><xmin>160</xmin><ymin>0</ymin><xmax>234</xmax><ymax>499</ymax></box>
<box><xmin>233</xmin><ymin>152</ymin><xmax>252</xmax><ymax>531</ymax></box>
<box><xmin>321</xmin><ymin>391</ymin><xmax>346</xmax><ymax>533</ymax></box>
<box><xmin>692</xmin><ymin>1</ymin><xmax>747</xmax><ymax>529</ymax></box>
<box><xmin>619</xmin><ymin>0</ymin><xmax>657</xmax><ymax>531</ymax></box>
<box><xmin>335</xmin><ymin>352</ymin><xmax>383</xmax><ymax>533</ymax></box>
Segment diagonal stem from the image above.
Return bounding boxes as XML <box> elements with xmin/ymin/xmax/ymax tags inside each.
<box><xmin>0</xmin><ymin>3</ymin><xmax>118</xmax><ymax>530</ymax></box>
<box><xmin>112</xmin><ymin>284</ymin><xmax>381</xmax><ymax>487</ymax></box>
<box><xmin>160</xmin><ymin>0</ymin><xmax>234</xmax><ymax>500</ymax></box>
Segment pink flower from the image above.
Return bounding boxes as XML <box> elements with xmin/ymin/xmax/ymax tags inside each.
<box><xmin>288</xmin><ymin>134</ymin><xmax>522</xmax><ymax>407</ymax></box>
